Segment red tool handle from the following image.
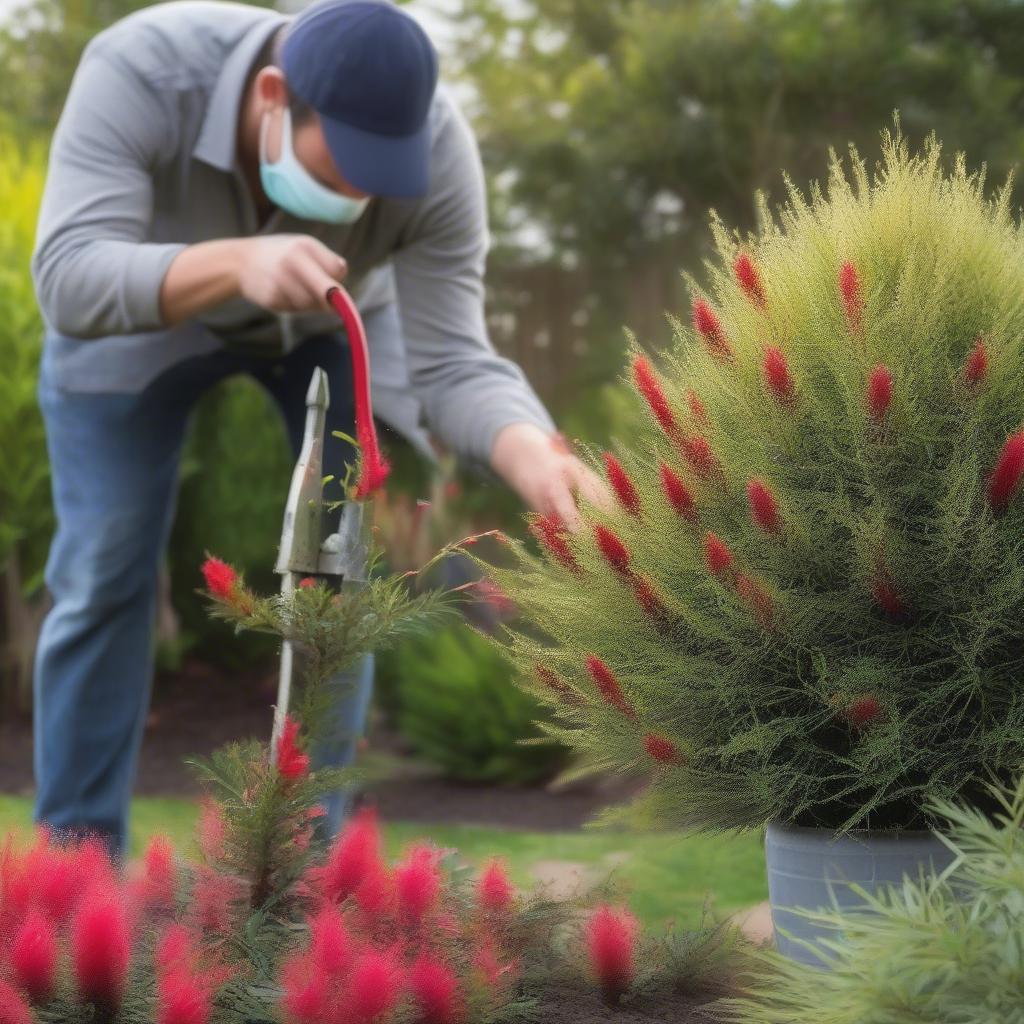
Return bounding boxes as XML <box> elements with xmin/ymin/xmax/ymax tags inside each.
<box><xmin>326</xmin><ymin>286</ymin><xmax>390</xmax><ymax>498</ymax></box>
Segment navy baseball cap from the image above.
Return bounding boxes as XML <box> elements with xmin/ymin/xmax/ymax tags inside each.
<box><xmin>281</xmin><ymin>0</ymin><xmax>439</xmax><ymax>199</ymax></box>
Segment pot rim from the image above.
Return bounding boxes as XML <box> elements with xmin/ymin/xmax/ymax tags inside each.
<box><xmin>766</xmin><ymin>819</ymin><xmax>941</xmax><ymax>841</ymax></box>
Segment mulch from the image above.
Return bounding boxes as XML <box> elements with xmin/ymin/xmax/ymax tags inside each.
<box><xmin>0</xmin><ymin>657</ymin><xmax>642</xmax><ymax>830</ymax></box>
<box><xmin>533</xmin><ymin>984</ymin><xmax>727</xmax><ymax>1023</ymax></box>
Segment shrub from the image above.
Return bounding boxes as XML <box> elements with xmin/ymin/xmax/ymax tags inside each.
<box><xmin>724</xmin><ymin>773</ymin><xmax>1024</xmax><ymax>1022</ymax></box>
<box><xmin>389</xmin><ymin>624</ymin><xmax>567</xmax><ymax>785</ymax></box>
<box><xmin>480</xmin><ymin>131</ymin><xmax>1024</xmax><ymax>833</ymax></box>
<box><xmin>0</xmin><ymin>131</ymin><xmax>50</xmax><ymax>708</ymax></box>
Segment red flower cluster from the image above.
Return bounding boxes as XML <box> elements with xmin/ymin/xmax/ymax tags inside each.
<box><xmin>276</xmin><ymin>715</ymin><xmax>311</xmax><ymax>783</ymax></box>
<box><xmin>839</xmin><ymin>260</ymin><xmax>864</xmax><ymax>334</ymax></box>
<box><xmin>529</xmin><ymin>513</ymin><xmax>581</xmax><ymax>575</ymax></box>
<box><xmin>733</xmin><ymin>252</ymin><xmax>766</xmax><ymax>308</ymax></box>
<box><xmin>843</xmin><ymin>694</ymin><xmax>883</xmax><ymax>730</ymax></box>
<box><xmin>686</xmin><ymin>389</ymin><xmax>709</xmax><ymax>424</ymax></box>
<box><xmin>872</xmin><ymin>573</ymin><xmax>908</xmax><ymax>620</ymax></box>
<box><xmin>585</xmin><ymin>905</ymin><xmax>639</xmax><ymax>1005</ymax></box>
<box><xmin>201</xmin><ymin>556</ymin><xmax>237</xmax><ymax>600</ymax></box>
<box><xmin>603</xmin><ymin>453</ymin><xmax>642</xmax><ymax>517</ymax></box>
<box><xmin>867</xmin><ymin>365</ymin><xmax>893</xmax><ymax>422</ymax></box>
<box><xmin>585</xmin><ymin>655</ymin><xmax>636</xmax><ymax>719</ymax></box>
<box><xmin>988</xmin><ymin>431</ymin><xmax>1024</xmax><ymax>510</ymax></box>
<box><xmin>593</xmin><ymin>526</ymin><xmax>670</xmax><ymax>622</ymax></box>
<box><xmin>643</xmin><ymin>734</ymin><xmax>681</xmax><ymax>765</ymax></box>
<box><xmin>692</xmin><ymin>299</ymin><xmax>734</xmax><ymax>361</ymax></box>
<box><xmin>660</xmin><ymin>463</ymin><xmax>697</xmax><ymax>522</ymax></box>
<box><xmin>678</xmin><ymin>434</ymin><xmax>720</xmax><ymax>479</ymax></box>
<box><xmin>534</xmin><ymin>664</ymin><xmax>576</xmax><ymax>704</ymax></box>
<box><xmin>964</xmin><ymin>335</ymin><xmax>989</xmax><ymax>387</ymax></box>
<box><xmin>631</xmin><ymin>355</ymin><xmax>679</xmax><ymax>437</ymax></box>
<box><xmin>746</xmin><ymin>479</ymin><xmax>783</xmax><ymax>535</ymax></box>
<box><xmin>705</xmin><ymin>533</ymin><xmax>776</xmax><ymax>628</ymax></box>
<box><xmin>704</xmin><ymin>533</ymin><xmax>734</xmax><ymax>580</ymax></box>
<box><xmin>762</xmin><ymin>346</ymin><xmax>795</xmax><ymax>407</ymax></box>
<box><xmin>285</xmin><ymin>812</ymin><xmax>530</xmax><ymax>1024</ymax></box>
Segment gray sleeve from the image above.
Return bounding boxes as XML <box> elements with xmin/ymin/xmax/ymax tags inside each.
<box><xmin>31</xmin><ymin>51</ymin><xmax>188</xmax><ymax>339</ymax></box>
<box><xmin>392</xmin><ymin>99</ymin><xmax>556</xmax><ymax>468</ymax></box>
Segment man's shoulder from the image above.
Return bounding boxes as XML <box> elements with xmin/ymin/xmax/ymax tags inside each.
<box><xmin>85</xmin><ymin>1</ymin><xmax>280</xmax><ymax>88</ymax></box>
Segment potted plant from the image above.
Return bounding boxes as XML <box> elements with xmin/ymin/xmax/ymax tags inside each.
<box><xmin>477</xmin><ymin>130</ymin><xmax>1024</xmax><ymax>966</ymax></box>
<box><xmin>723</xmin><ymin>772</ymin><xmax>1024</xmax><ymax>1020</ymax></box>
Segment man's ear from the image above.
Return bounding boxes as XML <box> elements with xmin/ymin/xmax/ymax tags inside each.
<box><xmin>254</xmin><ymin>66</ymin><xmax>289</xmax><ymax>111</ymax></box>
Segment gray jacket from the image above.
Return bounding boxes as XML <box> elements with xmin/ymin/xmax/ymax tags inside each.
<box><xmin>32</xmin><ymin>0</ymin><xmax>554</xmax><ymax>465</ymax></box>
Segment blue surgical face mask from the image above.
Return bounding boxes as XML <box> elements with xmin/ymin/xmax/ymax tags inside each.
<box><xmin>259</xmin><ymin>107</ymin><xmax>370</xmax><ymax>225</ymax></box>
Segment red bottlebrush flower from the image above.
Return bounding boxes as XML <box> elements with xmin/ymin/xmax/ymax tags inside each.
<box><xmin>348</xmin><ymin>949</ymin><xmax>402</xmax><ymax>1024</ymax></box>
<box><xmin>529</xmin><ymin>513</ymin><xmax>582</xmax><ymax>575</ymax></box>
<box><xmin>280</xmin><ymin>954</ymin><xmax>332</xmax><ymax>1024</ymax></box>
<box><xmin>632</xmin><ymin>576</ymin><xmax>668</xmax><ymax>620</ymax></box>
<box><xmin>409</xmin><ymin>954</ymin><xmax>462</xmax><ymax>1024</ymax></box>
<box><xmin>201</xmin><ymin>556</ymin><xmax>236</xmax><ymax>599</ymax></box>
<box><xmin>704</xmin><ymin>532</ymin><xmax>734</xmax><ymax>580</ymax></box>
<box><xmin>354</xmin><ymin>864</ymin><xmax>393</xmax><ymax>919</ymax></box>
<box><xmin>872</xmin><ymin>576</ymin><xmax>908</xmax><ymax>620</ymax></box>
<box><xmin>533</xmin><ymin>664</ymin><xmax>575</xmax><ymax>704</ymax></box>
<box><xmin>35</xmin><ymin>841</ymin><xmax>87</xmax><ymax>924</ymax></box>
<box><xmin>585</xmin><ymin>655</ymin><xmax>636</xmax><ymax>719</ymax></box>
<box><xmin>157</xmin><ymin>976</ymin><xmax>211</xmax><ymax>1024</ymax></box>
<box><xmin>320</xmin><ymin>807</ymin><xmax>382</xmax><ymax>904</ymax></box>
<box><xmin>477</xmin><ymin>859</ymin><xmax>515</xmax><ymax>914</ymax></box>
<box><xmin>143</xmin><ymin>835</ymin><xmax>177</xmax><ymax>909</ymax></box>
<box><xmin>679</xmin><ymin>434</ymin><xmax>719</xmax><ymax>478</ymax></box>
<box><xmin>471</xmin><ymin>941</ymin><xmax>518</xmax><ymax>993</ymax></box>
<box><xmin>155</xmin><ymin>924</ymin><xmax>193</xmax><ymax>973</ymax></box>
<box><xmin>299</xmin><ymin>577</ymin><xmax>316</xmax><ymax>589</ymax></box>
<box><xmin>11</xmin><ymin>910</ymin><xmax>57</xmax><ymax>1002</ymax></box>
<box><xmin>736</xmin><ymin>574</ymin><xmax>774</xmax><ymax>629</ymax></box>
<box><xmin>988</xmin><ymin>431</ymin><xmax>1024</xmax><ymax>510</ymax></box>
<box><xmin>686</xmin><ymin>389</ymin><xmax>709</xmax><ymax>423</ymax></box>
<box><xmin>762</xmin><ymin>345</ymin><xmax>795</xmax><ymax>407</ymax></box>
<box><xmin>691</xmin><ymin>298</ymin><xmax>733</xmax><ymax>360</ymax></box>
<box><xmin>395</xmin><ymin>844</ymin><xmax>441</xmax><ymax>924</ymax></box>
<box><xmin>660</xmin><ymin>463</ymin><xmax>697</xmax><ymax>522</ymax></box>
<box><xmin>276</xmin><ymin>715</ymin><xmax>310</xmax><ymax>783</ymax></box>
<box><xmin>594</xmin><ymin>524</ymin><xmax>631</xmax><ymax>575</ymax></box>
<box><xmin>326</xmin><ymin>287</ymin><xmax>391</xmax><ymax>498</ymax></box>
<box><xmin>71</xmin><ymin>888</ymin><xmax>131</xmax><ymax>1007</ymax></box>
<box><xmin>585</xmin><ymin>906</ymin><xmax>639</xmax><ymax>1004</ymax></box>
<box><xmin>631</xmin><ymin>355</ymin><xmax>678</xmax><ymax>437</ymax></box>
<box><xmin>964</xmin><ymin>335</ymin><xmax>989</xmax><ymax>387</ymax></box>
<box><xmin>733</xmin><ymin>252</ymin><xmax>766</xmax><ymax>307</ymax></box>
<box><xmin>603</xmin><ymin>452</ymin><xmax>642</xmax><ymax>517</ymax></box>
<box><xmin>472</xmin><ymin>578</ymin><xmax>517</xmax><ymax>618</ymax></box>
<box><xmin>843</xmin><ymin>694</ymin><xmax>882</xmax><ymax>729</ymax></box>
<box><xmin>197</xmin><ymin>801</ymin><xmax>226</xmax><ymax>862</ymax></box>
<box><xmin>191</xmin><ymin>867</ymin><xmax>241</xmax><ymax>934</ymax></box>
<box><xmin>839</xmin><ymin>261</ymin><xmax>864</xmax><ymax>334</ymax></box>
<box><xmin>308</xmin><ymin>908</ymin><xmax>353</xmax><ymax>979</ymax></box>
<box><xmin>866</xmin><ymin>365</ymin><xmax>893</xmax><ymax>422</ymax></box>
<box><xmin>746</xmin><ymin>479</ymin><xmax>782</xmax><ymax>535</ymax></box>
<box><xmin>0</xmin><ymin>981</ymin><xmax>32</xmax><ymax>1024</ymax></box>
<box><xmin>643</xmin><ymin>734</ymin><xmax>681</xmax><ymax>765</ymax></box>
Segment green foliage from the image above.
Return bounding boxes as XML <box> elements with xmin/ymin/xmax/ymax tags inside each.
<box><xmin>389</xmin><ymin>624</ymin><xmax>566</xmax><ymax>785</ymax></box>
<box><xmin>723</xmin><ymin>773</ymin><xmax>1024</xmax><ymax>1023</ymax></box>
<box><xmin>485</xmin><ymin>131</ymin><xmax>1024</xmax><ymax>834</ymax></box>
<box><xmin>0</xmin><ymin>132</ymin><xmax>50</xmax><ymax>586</ymax></box>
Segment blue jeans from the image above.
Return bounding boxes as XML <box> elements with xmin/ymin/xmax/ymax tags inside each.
<box><xmin>33</xmin><ymin>323</ymin><xmax>387</xmax><ymax>857</ymax></box>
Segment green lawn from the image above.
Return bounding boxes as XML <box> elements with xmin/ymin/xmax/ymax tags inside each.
<box><xmin>0</xmin><ymin>796</ymin><xmax>766</xmax><ymax>928</ymax></box>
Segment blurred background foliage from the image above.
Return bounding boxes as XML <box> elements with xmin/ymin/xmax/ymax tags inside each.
<box><xmin>5</xmin><ymin>0</ymin><xmax>1024</xmax><ymax>773</ymax></box>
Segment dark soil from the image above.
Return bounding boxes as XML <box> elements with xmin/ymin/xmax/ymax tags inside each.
<box><xmin>534</xmin><ymin>984</ymin><xmax>726</xmax><ymax>1023</ymax></box>
<box><xmin>1</xmin><ymin>658</ymin><xmax>642</xmax><ymax>829</ymax></box>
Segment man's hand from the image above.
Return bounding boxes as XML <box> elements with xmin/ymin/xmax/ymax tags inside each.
<box><xmin>490</xmin><ymin>422</ymin><xmax>614</xmax><ymax>531</ymax></box>
<box><xmin>160</xmin><ymin>235</ymin><xmax>347</xmax><ymax>325</ymax></box>
<box><xmin>235</xmin><ymin>235</ymin><xmax>347</xmax><ymax>312</ymax></box>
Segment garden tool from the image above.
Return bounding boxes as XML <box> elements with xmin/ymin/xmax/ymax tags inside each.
<box><xmin>269</xmin><ymin>285</ymin><xmax>388</xmax><ymax>759</ymax></box>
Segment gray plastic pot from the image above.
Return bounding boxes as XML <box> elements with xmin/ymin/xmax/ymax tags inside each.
<box><xmin>765</xmin><ymin>821</ymin><xmax>956</xmax><ymax>968</ymax></box>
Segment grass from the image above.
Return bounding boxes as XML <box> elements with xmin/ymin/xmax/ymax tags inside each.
<box><xmin>0</xmin><ymin>796</ymin><xmax>767</xmax><ymax>929</ymax></box>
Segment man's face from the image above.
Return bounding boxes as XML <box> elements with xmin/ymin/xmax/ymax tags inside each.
<box><xmin>257</xmin><ymin>67</ymin><xmax>371</xmax><ymax>201</ymax></box>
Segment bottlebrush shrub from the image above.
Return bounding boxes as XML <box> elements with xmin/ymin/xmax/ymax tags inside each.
<box><xmin>477</xmin><ymin>132</ymin><xmax>1024</xmax><ymax>833</ymax></box>
<box><xmin>724</xmin><ymin>774</ymin><xmax>1024</xmax><ymax>1023</ymax></box>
